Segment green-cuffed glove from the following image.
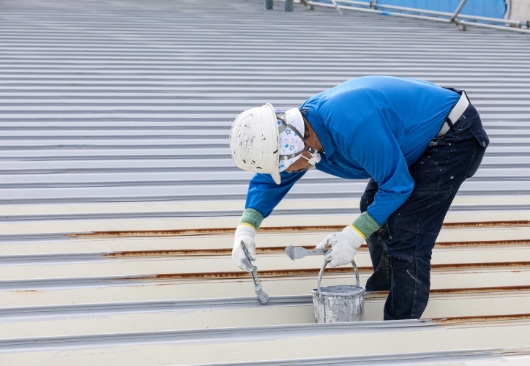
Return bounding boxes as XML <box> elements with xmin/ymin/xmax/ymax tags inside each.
<box><xmin>232</xmin><ymin>208</ymin><xmax>264</xmax><ymax>272</ymax></box>
<box><xmin>232</xmin><ymin>224</ymin><xmax>257</xmax><ymax>272</ymax></box>
<box><xmin>316</xmin><ymin>225</ymin><xmax>365</xmax><ymax>268</ymax></box>
<box><xmin>316</xmin><ymin>212</ymin><xmax>381</xmax><ymax>268</ymax></box>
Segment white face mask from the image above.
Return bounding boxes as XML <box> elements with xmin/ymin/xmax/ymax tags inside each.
<box><xmin>302</xmin><ymin>150</ymin><xmax>321</xmax><ymax>166</ymax></box>
<box><xmin>277</xmin><ymin>108</ymin><xmax>321</xmax><ymax>173</ymax></box>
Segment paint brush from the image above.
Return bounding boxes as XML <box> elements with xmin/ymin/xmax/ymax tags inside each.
<box><xmin>285</xmin><ymin>245</ymin><xmax>327</xmax><ymax>260</ymax></box>
<box><xmin>241</xmin><ymin>241</ymin><xmax>270</xmax><ymax>305</ymax></box>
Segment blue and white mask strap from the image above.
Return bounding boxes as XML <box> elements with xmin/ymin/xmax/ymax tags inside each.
<box><xmin>276</xmin><ymin>110</ymin><xmax>320</xmax><ymax>166</ymax></box>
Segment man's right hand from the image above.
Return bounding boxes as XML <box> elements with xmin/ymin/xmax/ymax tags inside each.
<box><xmin>232</xmin><ymin>224</ymin><xmax>257</xmax><ymax>272</ymax></box>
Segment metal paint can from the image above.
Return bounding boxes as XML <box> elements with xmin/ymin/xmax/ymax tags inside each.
<box><xmin>311</xmin><ymin>260</ymin><xmax>365</xmax><ymax>323</ymax></box>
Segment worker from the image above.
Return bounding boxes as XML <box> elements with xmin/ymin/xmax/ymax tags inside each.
<box><xmin>229</xmin><ymin>76</ymin><xmax>489</xmax><ymax>320</ymax></box>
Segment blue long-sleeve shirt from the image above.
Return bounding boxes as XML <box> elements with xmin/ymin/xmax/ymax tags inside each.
<box><xmin>245</xmin><ymin>76</ymin><xmax>460</xmax><ymax>226</ymax></box>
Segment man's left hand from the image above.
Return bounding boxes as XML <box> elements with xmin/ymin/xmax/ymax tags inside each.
<box><xmin>316</xmin><ymin>225</ymin><xmax>365</xmax><ymax>268</ymax></box>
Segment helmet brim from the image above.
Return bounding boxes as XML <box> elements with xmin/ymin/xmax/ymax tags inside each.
<box><xmin>271</xmin><ymin>170</ymin><xmax>281</xmax><ymax>185</ymax></box>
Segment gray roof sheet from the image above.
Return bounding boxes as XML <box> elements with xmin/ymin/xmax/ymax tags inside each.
<box><xmin>1</xmin><ymin>0</ymin><xmax>530</xmax><ymax>214</ymax></box>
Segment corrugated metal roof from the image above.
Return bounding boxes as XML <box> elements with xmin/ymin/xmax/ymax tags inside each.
<box><xmin>0</xmin><ymin>0</ymin><xmax>530</xmax><ymax>364</ymax></box>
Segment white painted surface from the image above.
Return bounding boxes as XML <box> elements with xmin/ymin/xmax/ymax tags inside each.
<box><xmin>1</xmin><ymin>321</ymin><xmax>529</xmax><ymax>365</ymax></box>
<box><xmin>3</xmin><ymin>268</ymin><xmax>529</xmax><ymax>308</ymax></box>
<box><xmin>1</xmin><ymin>291</ymin><xmax>530</xmax><ymax>338</ymax></box>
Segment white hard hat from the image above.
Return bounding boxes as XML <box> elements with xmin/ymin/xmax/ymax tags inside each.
<box><xmin>229</xmin><ymin>103</ymin><xmax>281</xmax><ymax>184</ymax></box>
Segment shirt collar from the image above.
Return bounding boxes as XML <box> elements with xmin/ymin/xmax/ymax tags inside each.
<box><xmin>299</xmin><ymin>107</ymin><xmax>337</xmax><ymax>157</ymax></box>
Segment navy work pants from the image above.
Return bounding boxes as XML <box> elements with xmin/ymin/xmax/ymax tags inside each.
<box><xmin>360</xmin><ymin>103</ymin><xmax>489</xmax><ymax>320</ymax></box>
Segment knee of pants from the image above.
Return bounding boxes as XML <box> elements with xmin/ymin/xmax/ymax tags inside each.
<box><xmin>387</xmin><ymin>248</ymin><xmax>415</xmax><ymax>271</ymax></box>
<box><xmin>386</xmin><ymin>235</ymin><xmax>431</xmax><ymax>264</ymax></box>
<box><xmin>388</xmin><ymin>248</ymin><xmax>432</xmax><ymax>284</ymax></box>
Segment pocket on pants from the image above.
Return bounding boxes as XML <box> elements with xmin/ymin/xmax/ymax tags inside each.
<box><xmin>465</xmin><ymin>128</ymin><xmax>489</xmax><ymax>178</ymax></box>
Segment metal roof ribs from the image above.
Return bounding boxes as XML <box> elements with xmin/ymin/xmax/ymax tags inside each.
<box><xmin>1</xmin><ymin>0</ymin><xmax>529</xmax><ymax>364</ymax></box>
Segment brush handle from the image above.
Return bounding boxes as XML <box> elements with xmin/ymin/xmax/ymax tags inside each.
<box><xmin>240</xmin><ymin>241</ymin><xmax>256</xmax><ymax>271</ymax></box>
<box><xmin>285</xmin><ymin>245</ymin><xmax>327</xmax><ymax>260</ymax></box>
<box><xmin>241</xmin><ymin>241</ymin><xmax>269</xmax><ymax>304</ymax></box>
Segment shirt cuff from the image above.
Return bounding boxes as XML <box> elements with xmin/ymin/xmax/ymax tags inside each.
<box><xmin>353</xmin><ymin>212</ymin><xmax>381</xmax><ymax>238</ymax></box>
<box><xmin>240</xmin><ymin>208</ymin><xmax>264</xmax><ymax>230</ymax></box>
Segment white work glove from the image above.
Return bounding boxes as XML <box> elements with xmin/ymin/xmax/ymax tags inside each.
<box><xmin>232</xmin><ymin>224</ymin><xmax>257</xmax><ymax>272</ymax></box>
<box><xmin>316</xmin><ymin>225</ymin><xmax>365</xmax><ymax>268</ymax></box>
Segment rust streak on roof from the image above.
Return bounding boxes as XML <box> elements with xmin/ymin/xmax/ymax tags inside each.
<box><xmin>105</xmin><ymin>245</ymin><xmax>366</xmax><ymax>258</ymax></box>
<box><xmin>441</xmin><ymin>220</ymin><xmax>530</xmax><ymax>228</ymax></box>
<box><xmin>436</xmin><ymin>239</ymin><xmax>530</xmax><ymax>247</ymax></box>
<box><xmin>117</xmin><ymin>267</ymin><xmax>367</xmax><ymax>281</ymax></box>
<box><xmin>104</xmin><ymin>239</ymin><xmax>530</xmax><ymax>258</ymax></box>
<box><xmin>69</xmin><ymin>220</ymin><xmax>530</xmax><ymax>238</ymax></box>
<box><xmin>430</xmin><ymin>285</ymin><xmax>530</xmax><ymax>294</ymax></box>
<box><xmin>431</xmin><ymin>261</ymin><xmax>530</xmax><ymax>269</ymax></box>
<box><xmin>366</xmin><ymin>285</ymin><xmax>530</xmax><ymax>299</ymax></box>
<box><xmin>432</xmin><ymin>313</ymin><xmax>530</xmax><ymax>324</ymax></box>
<box><xmin>115</xmin><ymin>262</ymin><xmax>530</xmax><ymax>281</ymax></box>
<box><xmin>106</xmin><ymin>249</ymin><xmax>235</xmax><ymax>257</ymax></box>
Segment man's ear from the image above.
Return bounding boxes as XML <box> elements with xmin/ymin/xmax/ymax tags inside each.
<box><xmin>302</xmin><ymin>119</ymin><xmax>311</xmax><ymax>140</ymax></box>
